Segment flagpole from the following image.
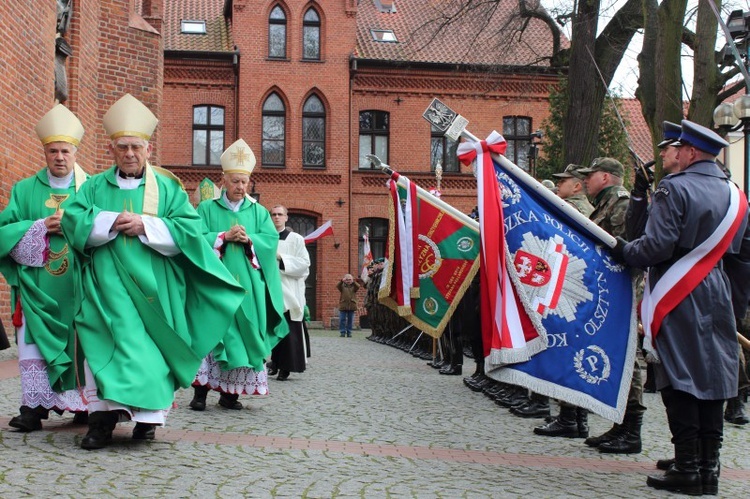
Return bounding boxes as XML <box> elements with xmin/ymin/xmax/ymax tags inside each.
<box><xmin>493</xmin><ymin>154</ymin><xmax>617</xmax><ymax>248</ymax></box>
<box><xmin>368</xmin><ymin>155</ymin><xmax>479</xmax><ymax>230</ymax></box>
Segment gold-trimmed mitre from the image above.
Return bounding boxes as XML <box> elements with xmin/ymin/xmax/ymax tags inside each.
<box><xmin>220</xmin><ymin>138</ymin><xmax>256</xmax><ymax>175</ymax></box>
<box><xmin>103</xmin><ymin>93</ymin><xmax>158</xmax><ymax>140</ymax></box>
<box><xmin>35</xmin><ymin>104</ymin><xmax>84</xmax><ymax>147</ymax></box>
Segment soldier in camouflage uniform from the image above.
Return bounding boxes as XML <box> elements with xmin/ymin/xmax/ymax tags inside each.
<box><xmin>577</xmin><ymin>157</ymin><xmax>646</xmax><ymax>454</ymax></box>
<box><xmin>554</xmin><ymin>163</ymin><xmax>594</xmax><ymax>217</ymax></box>
<box><xmin>364</xmin><ymin>260</ymin><xmax>385</xmax><ymax>342</ymax></box>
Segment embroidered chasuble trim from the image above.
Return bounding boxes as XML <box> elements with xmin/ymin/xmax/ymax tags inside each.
<box><xmin>143</xmin><ymin>164</ymin><xmax>159</xmax><ymax>216</ymax></box>
<box><xmin>73</xmin><ymin>163</ymin><xmax>87</xmax><ymax>192</ymax></box>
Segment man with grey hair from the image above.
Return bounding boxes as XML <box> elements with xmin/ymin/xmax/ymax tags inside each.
<box><xmin>62</xmin><ymin>94</ymin><xmax>245</xmax><ymax>449</ymax></box>
<box><xmin>0</xmin><ymin>104</ymin><xmax>88</xmax><ymax>432</ymax></box>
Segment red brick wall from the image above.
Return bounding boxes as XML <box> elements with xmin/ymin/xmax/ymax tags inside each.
<box><xmin>0</xmin><ymin>2</ymin><xmax>58</xmax><ymax>325</ymax></box>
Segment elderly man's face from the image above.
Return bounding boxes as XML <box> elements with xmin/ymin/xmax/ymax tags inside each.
<box><xmin>109</xmin><ymin>137</ymin><xmax>151</xmax><ymax>175</ymax></box>
<box><xmin>224</xmin><ymin>173</ymin><xmax>250</xmax><ymax>202</ymax></box>
<box><xmin>44</xmin><ymin>141</ymin><xmax>77</xmax><ymax>178</ymax></box>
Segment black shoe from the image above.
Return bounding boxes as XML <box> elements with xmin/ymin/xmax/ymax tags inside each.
<box><xmin>218</xmin><ymin>392</ymin><xmax>243</xmax><ymax>410</ymax></box>
<box><xmin>724</xmin><ymin>396</ymin><xmax>750</xmax><ymax>425</ymax></box>
<box><xmin>266</xmin><ymin>361</ymin><xmax>278</xmax><ymax>376</ymax></box>
<box><xmin>9</xmin><ymin>406</ymin><xmax>48</xmax><ymax>432</ymax></box>
<box><xmin>584</xmin><ymin>423</ymin><xmax>624</xmax><ymax>448</ymax></box>
<box><xmin>598</xmin><ymin>413</ymin><xmax>643</xmax><ymax>454</ymax></box>
<box><xmin>80</xmin><ymin>411</ymin><xmax>118</xmax><ymax>450</ymax></box>
<box><xmin>132</xmin><ymin>423</ymin><xmax>156</xmax><ymax>440</ymax></box>
<box><xmin>511</xmin><ymin>398</ymin><xmax>551</xmax><ymax>418</ymax></box>
<box><xmin>534</xmin><ymin>416</ymin><xmax>583</xmax><ymax>438</ymax></box>
<box><xmin>72</xmin><ymin>412</ymin><xmax>89</xmax><ymax>425</ymax></box>
<box><xmin>277</xmin><ymin>370</ymin><xmax>290</xmax><ymax>381</ymax></box>
<box><xmin>439</xmin><ymin>364</ymin><xmax>462</xmax><ymax>375</ymax></box>
<box><xmin>189</xmin><ymin>385</ymin><xmax>210</xmax><ymax>411</ymax></box>
<box><xmin>646</xmin><ymin>441</ymin><xmax>702</xmax><ymax>496</ymax></box>
<box><xmin>495</xmin><ymin>389</ymin><xmax>528</xmax><ymax>409</ymax></box>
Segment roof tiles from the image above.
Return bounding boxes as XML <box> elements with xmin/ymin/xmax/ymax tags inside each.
<box><xmin>164</xmin><ymin>0</ymin><xmax>232</xmax><ymax>53</ymax></box>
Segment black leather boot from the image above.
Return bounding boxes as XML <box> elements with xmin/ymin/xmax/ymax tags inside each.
<box><xmin>9</xmin><ymin>405</ymin><xmax>49</xmax><ymax>432</ymax></box>
<box><xmin>533</xmin><ymin>405</ymin><xmax>580</xmax><ymax>437</ymax></box>
<box><xmin>699</xmin><ymin>438</ymin><xmax>721</xmax><ymax>495</ymax></box>
<box><xmin>724</xmin><ymin>396</ymin><xmax>750</xmax><ymax>425</ymax></box>
<box><xmin>495</xmin><ymin>387</ymin><xmax>528</xmax><ymax>408</ymax></box>
<box><xmin>584</xmin><ymin>423</ymin><xmax>624</xmax><ymax>447</ymax></box>
<box><xmin>81</xmin><ymin>411</ymin><xmax>118</xmax><ymax>450</ymax></box>
<box><xmin>439</xmin><ymin>364</ymin><xmax>462</xmax><ymax>375</ymax></box>
<box><xmin>646</xmin><ymin>440</ymin><xmax>702</xmax><ymax>496</ymax></box>
<box><xmin>511</xmin><ymin>393</ymin><xmax>550</xmax><ymax>418</ymax></box>
<box><xmin>598</xmin><ymin>412</ymin><xmax>642</xmax><ymax>454</ymax></box>
<box><xmin>189</xmin><ymin>385</ymin><xmax>210</xmax><ymax>411</ymax></box>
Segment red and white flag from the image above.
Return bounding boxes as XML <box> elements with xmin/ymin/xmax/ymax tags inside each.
<box><xmin>360</xmin><ymin>231</ymin><xmax>373</xmax><ymax>282</ymax></box>
<box><xmin>458</xmin><ymin>131</ymin><xmax>540</xmax><ymax>363</ymax></box>
<box><xmin>304</xmin><ymin>220</ymin><xmax>334</xmax><ymax>244</ymax></box>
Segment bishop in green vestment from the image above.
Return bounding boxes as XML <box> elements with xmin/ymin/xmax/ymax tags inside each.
<box><xmin>61</xmin><ymin>94</ymin><xmax>245</xmax><ymax>450</ymax></box>
<box><xmin>0</xmin><ymin>104</ymin><xmax>88</xmax><ymax>432</ymax></box>
<box><xmin>189</xmin><ymin>139</ymin><xmax>288</xmax><ymax>411</ymax></box>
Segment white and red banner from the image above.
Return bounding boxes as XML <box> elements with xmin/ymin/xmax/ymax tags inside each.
<box><xmin>457</xmin><ymin>132</ymin><xmax>543</xmax><ymax>364</ymax></box>
<box><xmin>304</xmin><ymin>220</ymin><xmax>333</xmax><ymax>244</ymax></box>
<box><xmin>641</xmin><ymin>183</ymin><xmax>748</xmax><ymax>360</ymax></box>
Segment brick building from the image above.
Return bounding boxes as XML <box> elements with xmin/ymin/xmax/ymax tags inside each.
<box><xmin>161</xmin><ymin>0</ymin><xmax>562</xmax><ymax>325</ymax></box>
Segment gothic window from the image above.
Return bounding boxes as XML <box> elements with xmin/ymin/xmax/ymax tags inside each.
<box><xmin>262</xmin><ymin>93</ymin><xmax>286</xmax><ymax>166</ymax></box>
<box><xmin>193</xmin><ymin>105</ymin><xmax>225</xmax><ymax>166</ymax></box>
<box><xmin>268</xmin><ymin>5</ymin><xmax>287</xmax><ymax>59</ymax></box>
<box><xmin>302</xmin><ymin>95</ymin><xmax>325</xmax><ymax>168</ymax></box>
<box><xmin>302</xmin><ymin>8</ymin><xmax>321</xmax><ymax>60</ymax></box>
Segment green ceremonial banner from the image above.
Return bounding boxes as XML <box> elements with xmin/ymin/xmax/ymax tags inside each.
<box><xmin>379</xmin><ymin>185</ymin><xmax>480</xmax><ymax>338</ymax></box>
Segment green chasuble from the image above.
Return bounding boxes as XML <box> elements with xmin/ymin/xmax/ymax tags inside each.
<box><xmin>61</xmin><ymin>166</ymin><xmax>245</xmax><ymax>410</ymax></box>
<box><xmin>197</xmin><ymin>195</ymin><xmax>288</xmax><ymax>370</ymax></box>
<box><xmin>0</xmin><ymin>168</ymin><xmax>85</xmax><ymax>391</ymax></box>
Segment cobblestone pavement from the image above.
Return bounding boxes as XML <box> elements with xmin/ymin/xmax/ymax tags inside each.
<box><xmin>0</xmin><ymin>330</ymin><xmax>748</xmax><ymax>498</ymax></box>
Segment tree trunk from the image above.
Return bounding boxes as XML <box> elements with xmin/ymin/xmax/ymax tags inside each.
<box><xmin>688</xmin><ymin>0</ymin><xmax>722</xmax><ymax>125</ymax></box>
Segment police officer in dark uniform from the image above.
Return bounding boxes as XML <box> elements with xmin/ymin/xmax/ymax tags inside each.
<box><xmin>614</xmin><ymin>120</ymin><xmax>750</xmax><ymax>495</ymax></box>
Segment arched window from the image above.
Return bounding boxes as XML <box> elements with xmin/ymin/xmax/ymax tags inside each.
<box><xmin>268</xmin><ymin>5</ymin><xmax>287</xmax><ymax>59</ymax></box>
<box><xmin>262</xmin><ymin>93</ymin><xmax>285</xmax><ymax>166</ymax></box>
<box><xmin>302</xmin><ymin>94</ymin><xmax>325</xmax><ymax>168</ymax></box>
<box><xmin>503</xmin><ymin>116</ymin><xmax>532</xmax><ymax>171</ymax></box>
<box><xmin>192</xmin><ymin>105</ymin><xmax>225</xmax><ymax>165</ymax></box>
<box><xmin>358</xmin><ymin>110</ymin><xmax>389</xmax><ymax>169</ymax></box>
<box><xmin>430</xmin><ymin>124</ymin><xmax>459</xmax><ymax>173</ymax></box>
<box><xmin>302</xmin><ymin>8</ymin><xmax>321</xmax><ymax>60</ymax></box>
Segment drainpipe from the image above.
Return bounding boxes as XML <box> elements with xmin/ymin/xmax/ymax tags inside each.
<box><xmin>233</xmin><ymin>46</ymin><xmax>240</xmax><ymax>141</ymax></box>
